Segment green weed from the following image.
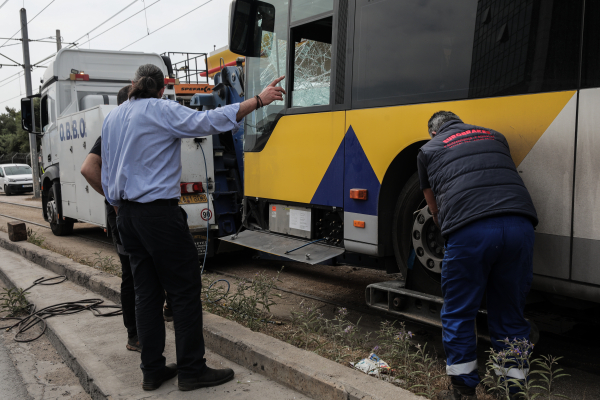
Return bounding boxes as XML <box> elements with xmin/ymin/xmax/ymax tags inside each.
<box><xmin>0</xmin><ymin>287</ymin><xmax>30</xmax><ymax>316</ymax></box>
<box><xmin>26</xmin><ymin>228</ymin><xmax>45</xmax><ymax>246</ymax></box>
<box><xmin>91</xmin><ymin>251</ymin><xmax>121</xmax><ymax>277</ymax></box>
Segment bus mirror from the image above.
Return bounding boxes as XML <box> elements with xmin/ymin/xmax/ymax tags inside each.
<box><xmin>21</xmin><ymin>94</ymin><xmax>42</xmax><ymax>135</ymax></box>
<box><xmin>229</xmin><ymin>0</ymin><xmax>275</xmax><ymax>57</ymax></box>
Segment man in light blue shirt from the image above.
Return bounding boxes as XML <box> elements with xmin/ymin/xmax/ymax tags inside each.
<box><xmin>101</xmin><ymin>64</ymin><xmax>284</xmax><ymax>392</ymax></box>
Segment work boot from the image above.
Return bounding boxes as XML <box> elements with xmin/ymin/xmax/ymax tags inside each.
<box><xmin>142</xmin><ymin>363</ymin><xmax>178</xmax><ymax>391</ymax></box>
<box><xmin>163</xmin><ymin>305</ymin><xmax>173</xmax><ymax>322</ymax></box>
<box><xmin>436</xmin><ymin>384</ymin><xmax>477</xmax><ymax>400</ymax></box>
<box><xmin>126</xmin><ymin>335</ymin><xmax>142</xmax><ymax>353</ymax></box>
<box><xmin>178</xmin><ymin>366</ymin><xmax>235</xmax><ymax>391</ymax></box>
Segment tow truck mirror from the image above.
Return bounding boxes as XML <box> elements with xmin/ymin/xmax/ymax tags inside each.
<box><xmin>21</xmin><ymin>94</ymin><xmax>42</xmax><ymax>135</ymax></box>
<box><xmin>229</xmin><ymin>0</ymin><xmax>275</xmax><ymax>57</ymax></box>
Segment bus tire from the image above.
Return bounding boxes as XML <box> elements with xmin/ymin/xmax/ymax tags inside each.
<box><xmin>392</xmin><ymin>172</ymin><xmax>442</xmax><ymax>296</ymax></box>
<box><xmin>47</xmin><ymin>182</ymin><xmax>73</xmax><ymax>236</ymax></box>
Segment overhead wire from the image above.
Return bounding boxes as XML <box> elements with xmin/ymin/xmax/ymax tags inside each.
<box><xmin>0</xmin><ymin>70</ymin><xmax>22</xmax><ymax>85</ymax></box>
<box><xmin>74</xmin><ymin>0</ymin><xmax>161</xmax><ymax>50</ymax></box>
<box><xmin>34</xmin><ymin>0</ymin><xmax>161</xmax><ymax>67</ymax></box>
<box><xmin>0</xmin><ymin>0</ymin><xmax>57</xmax><ymax>50</ymax></box>
<box><xmin>0</xmin><ymin>93</ymin><xmax>24</xmax><ymax>105</ymax></box>
<box><xmin>120</xmin><ymin>0</ymin><xmax>213</xmax><ymax>51</ymax></box>
<box><xmin>70</xmin><ymin>0</ymin><xmax>139</xmax><ymax>45</ymax></box>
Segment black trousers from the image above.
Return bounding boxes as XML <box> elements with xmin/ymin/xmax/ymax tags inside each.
<box><xmin>107</xmin><ymin>204</ymin><xmax>137</xmax><ymax>339</ymax></box>
<box><xmin>117</xmin><ymin>201</ymin><xmax>206</xmax><ymax>380</ymax></box>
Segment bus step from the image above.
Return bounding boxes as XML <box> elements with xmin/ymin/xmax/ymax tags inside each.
<box><xmin>365</xmin><ymin>281</ymin><xmax>443</xmax><ymax>328</ymax></box>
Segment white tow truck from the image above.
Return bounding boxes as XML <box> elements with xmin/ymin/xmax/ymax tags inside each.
<box><xmin>20</xmin><ymin>48</ymin><xmax>217</xmax><ymax>257</ymax></box>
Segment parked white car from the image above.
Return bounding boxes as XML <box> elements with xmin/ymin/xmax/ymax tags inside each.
<box><xmin>0</xmin><ymin>164</ymin><xmax>34</xmax><ymax>195</ymax></box>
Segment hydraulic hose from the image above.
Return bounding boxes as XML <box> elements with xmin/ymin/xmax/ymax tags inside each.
<box><xmin>198</xmin><ymin>142</ymin><xmax>230</xmax><ymax>303</ymax></box>
<box><xmin>0</xmin><ymin>276</ymin><xmax>122</xmax><ymax>343</ymax></box>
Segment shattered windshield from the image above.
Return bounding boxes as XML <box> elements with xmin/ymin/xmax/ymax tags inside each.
<box><xmin>291</xmin><ymin>25</ymin><xmax>332</xmax><ymax>107</ymax></box>
<box><xmin>244</xmin><ymin>0</ymin><xmax>289</xmax><ymax>152</ymax></box>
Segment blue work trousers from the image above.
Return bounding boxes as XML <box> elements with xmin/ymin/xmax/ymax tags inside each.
<box><xmin>441</xmin><ymin>215</ymin><xmax>534</xmax><ymax>388</ymax></box>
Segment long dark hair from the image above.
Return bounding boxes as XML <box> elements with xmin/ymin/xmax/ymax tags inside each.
<box><xmin>129</xmin><ymin>64</ymin><xmax>164</xmax><ymax>100</ymax></box>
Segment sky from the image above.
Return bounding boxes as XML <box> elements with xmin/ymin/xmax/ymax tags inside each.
<box><xmin>0</xmin><ymin>0</ymin><xmax>230</xmax><ymax>111</ymax></box>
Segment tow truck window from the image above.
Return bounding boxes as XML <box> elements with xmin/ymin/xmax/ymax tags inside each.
<box><xmin>41</xmin><ymin>95</ymin><xmax>49</xmax><ymax>130</ymax></box>
<box><xmin>244</xmin><ymin>0</ymin><xmax>289</xmax><ymax>152</ymax></box>
<box><xmin>290</xmin><ymin>16</ymin><xmax>333</xmax><ymax>108</ymax></box>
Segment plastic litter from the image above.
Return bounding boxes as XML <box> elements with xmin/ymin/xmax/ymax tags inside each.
<box><xmin>351</xmin><ymin>353</ymin><xmax>391</xmax><ymax>376</ymax></box>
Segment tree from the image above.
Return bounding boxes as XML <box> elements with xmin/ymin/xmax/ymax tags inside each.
<box><xmin>0</xmin><ymin>98</ymin><xmax>41</xmax><ymax>155</ymax></box>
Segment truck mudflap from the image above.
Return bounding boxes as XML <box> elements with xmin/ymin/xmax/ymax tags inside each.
<box><xmin>220</xmin><ymin>230</ymin><xmax>344</xmax><ymax>265</ymax></box>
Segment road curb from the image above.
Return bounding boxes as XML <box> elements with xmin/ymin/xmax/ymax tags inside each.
<box><xmin>0</xmin><ymin>231</ymin><xmax>422</xmax><ymax>400</ymax></box>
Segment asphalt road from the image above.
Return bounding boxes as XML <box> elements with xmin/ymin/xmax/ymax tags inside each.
<box><xmin>0</xmin><ymin>329</ymin><xmax>31</xmax><ymax>400</ymax></box>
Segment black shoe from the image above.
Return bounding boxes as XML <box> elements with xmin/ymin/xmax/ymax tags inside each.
<box><xmin>126</xmin><ymin>336</ymin><xmax>142</xmax><ymax>353</ymax></box>
<box><xmin>437</xmin><ymin>382</ymin><xmax>477</xmax><ymax>400</ymax></box>
<box><xmin>163</xmin><ymin>305</ymin><xmax>173</xmax><ymax>322</ymax></box>
<box><xmin>178</xmin><ymin>366</ymin><xmax>235</xmax><ymax>391</ymax></box>
<box><xmin>142</xmin><ymin>363</ymin><xmax>178</xmax><ymax>391</ymax></box>
<box><xmin>436</xmin><ymin>389</ymin><xmax>477</xmax><ymax>400</ymax></box>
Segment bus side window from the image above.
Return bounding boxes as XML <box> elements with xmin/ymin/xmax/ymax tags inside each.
<box><xmin>290</xmin><ymin>16</ymin><xmax>333</xmax><ymax>108</ymax></box>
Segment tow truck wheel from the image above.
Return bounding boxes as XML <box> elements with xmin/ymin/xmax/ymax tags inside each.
<box><xmin>392</xmin><ymin>172</ymin><xmax>443</xmax><ymax>297</ymax></box>
<box><xmin>47</xmin><ymin>182</ymin><xmax>73</xmax><ymax>236</ymax></box>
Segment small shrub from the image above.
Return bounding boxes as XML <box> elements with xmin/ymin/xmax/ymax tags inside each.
<box><xmin>482</xmin><ymin>338</ymin><xmax>570</xmax><ymax>399</ymax></box>
<box><xmin>0</xmin><ymin>287</ymin><xmax>30</xmax><ymax>316</ymax></box>
<box><xmin>26</xmin><ymin>228</ymin><xmax>45</xmax><ymax>246</ymax></box>
<box><xmin>92</xmin><ymin>251</ymin><xmax>121</xmax><ymax>277</ymax></box>
<box><xmin>228</xmin><ymin>269</ymin><xmax>282</xmax><ymax>330</ymax></box>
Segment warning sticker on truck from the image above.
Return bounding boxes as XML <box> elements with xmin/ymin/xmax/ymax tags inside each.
<box><xmin>289</xmin><ymin>209</ymin><xmax>311</xmax><ymax>231</ymax></box>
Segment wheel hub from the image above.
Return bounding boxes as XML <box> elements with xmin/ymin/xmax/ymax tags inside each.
<box><xmin>411</xmin><ymin>206</ymin><xmax>444</xmax><ymax>274</ymax></box>
<box><xmin>47</xmin><ymin>199</ymin><xmax>58</xmax><ymax>224</ymax></box>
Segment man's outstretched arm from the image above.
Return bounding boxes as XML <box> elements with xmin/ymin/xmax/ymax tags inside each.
<box><xmin>235</xmin><ymin>76</ymin><xmax>286</xmax><ymax>122</ymax></box>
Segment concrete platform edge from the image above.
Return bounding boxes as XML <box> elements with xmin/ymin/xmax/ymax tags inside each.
<box><xmin>0</xmin><ymin>232</ymin><xmax>422</xmax><ymax>400</ymax></box>
<box><xmin>0</xmin><ymin>258</ymin><xmax>107</xmax><ymax>400</ymax></box>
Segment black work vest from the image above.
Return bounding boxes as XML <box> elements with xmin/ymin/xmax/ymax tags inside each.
<box><xmin>419</xmin><ymin>120</ymin><xmax>538</xmax><ymax>237</ymax></box>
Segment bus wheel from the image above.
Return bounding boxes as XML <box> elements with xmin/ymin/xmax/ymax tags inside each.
<box><xmin>392</xmin><ymin>172</ymin><xmax>442</xmax><ymax>296</ymax></box>
<box><xmin>47</xmin><ymin>182</ymin><xmax>73</xmax><ymax>236</ymax></box>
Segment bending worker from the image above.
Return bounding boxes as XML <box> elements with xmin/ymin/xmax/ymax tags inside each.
<box><xmin>101</xmin><ymin>64</ymin><xmax>285</xmax><ymax>392</ymax></box>
<box><xmin>81</xmin><ymin>84</ymin><xmax>158</xmax><ymax>353</ymax></box>
<box><xmin>417</xmin><ymin>111</ymin><xmax>538</xmax><ymax>400</ymax></box>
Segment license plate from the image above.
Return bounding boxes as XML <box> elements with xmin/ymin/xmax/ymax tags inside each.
<box><xmin>22</xmin><ymin>185</ymin><xmax>32</xmax><ymax>188</ymax></box>
<box><xmin>179</xmin><ymin>193</ymin><xmax>207</xmax><ymax>205</ymax></box>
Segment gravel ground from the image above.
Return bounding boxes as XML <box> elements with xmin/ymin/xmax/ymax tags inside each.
<box><xmin>1</xmin><ymin>192</ymin><xmax>600</xmax><ymax>398</ymax></box>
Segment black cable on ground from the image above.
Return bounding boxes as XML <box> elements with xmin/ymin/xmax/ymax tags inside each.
<box><xmin>0</xmin><ymin>275</ymin><xmax>122</xmax><ymax>343</ymax></box>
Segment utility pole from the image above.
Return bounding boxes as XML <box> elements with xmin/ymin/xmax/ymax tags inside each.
<box><xmin>20</xmin><ymin>8</ymin><xmax>41</xmax><ymax>198</ymax></box>
<box><xmin>55</xmin><ymin>29</ymin><xmax>61</xmax><ymax>52</ymax></box>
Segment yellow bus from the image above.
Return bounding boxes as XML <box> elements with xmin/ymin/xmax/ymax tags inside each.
<box><xmin>225</xmin><ymin>0</ymin><xmax>600</xmax><ymax>321</ymax></box>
